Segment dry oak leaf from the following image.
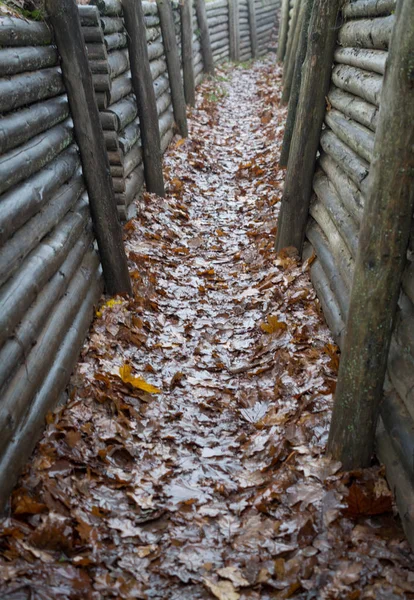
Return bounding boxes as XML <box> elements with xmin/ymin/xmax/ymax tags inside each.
<box><xmin>119</xmin><ymin>365</ymin><xmax>161</xmax><ymax>394</ymax></box>
<box><xmin>260</xmin><ymin>315</ymin><xmax>287</xmax><ymax>334</ymax></box>
<box><xmin>203</xmin><ymin>578</ymin><xmax>240</xmax><ymax>600</ymax></box>
<box><xmin>216</xmin><ymin>567</ymin><xmax>250</xmax><ymax>588</ymax></box>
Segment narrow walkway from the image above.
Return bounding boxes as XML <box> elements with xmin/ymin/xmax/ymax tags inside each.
<box><xmin>1</xmin><ymin>59</ymin><xmax>412</xmax><ymax>600</ymax></box>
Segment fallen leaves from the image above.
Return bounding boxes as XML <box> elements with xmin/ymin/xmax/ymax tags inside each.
<box><xmin>118</xmin><ymin>364</ymin><xmax>161</xmax><ymax>394</ymax></box>
<box><xmin>260</xmin><ymin>314</ymin><xmax>288</xmax><ymax>334</ymax></box>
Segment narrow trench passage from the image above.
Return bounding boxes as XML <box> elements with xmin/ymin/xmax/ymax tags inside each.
<box><xmin>1</xmin><ymin>59</ymin><xmax>412</xmax><ymax>600</ymax></box>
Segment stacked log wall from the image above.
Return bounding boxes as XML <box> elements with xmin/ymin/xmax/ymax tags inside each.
<box><xmin>255</xmin><ymin>0</ymin><xmax>280</xmax><ymax>56</ymax></box>
<box><xmin>299</xmin><ymin>0</ymin><xmax>414</xmax><ymax>543</ymax></box>
<box><xmin>206</xmin><ymin>0</ymin><xmax>230</xmax><ymax>62</ymax></box>
<box><xmin>0</xmin><ymin>16</ymin><xmax>103</xmax><ymax>499</ymax></box>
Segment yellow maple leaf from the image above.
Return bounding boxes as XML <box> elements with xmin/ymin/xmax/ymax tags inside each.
<box><xmin>260</xmin><ymin>315</ymin><xmax>287</xmax><ymax>334</ymax></box>
<box><xmin>119</xmin><ymin>365</ymin><xmax>161</xmax><ymax>394</ymax></box>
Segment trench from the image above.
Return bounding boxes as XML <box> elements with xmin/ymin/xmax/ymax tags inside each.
<box><xmin>0</xmin><ymin>57</ymin><xmax>412</xmax><ymax>600</ymax></box>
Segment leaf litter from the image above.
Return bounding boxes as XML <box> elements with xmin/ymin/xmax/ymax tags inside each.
<box><xmin>0</xmin><ymin>58</ymin><xmax>413</xmax><ymax>599</ymax></box>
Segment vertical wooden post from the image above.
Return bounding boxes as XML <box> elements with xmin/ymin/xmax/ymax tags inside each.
<box><xmin>281</xmin><ymin>0</ymin><xmax>306</xmax><ymax>105</ymax></box>
<box><xmin>228</xmin><ymin>0</ymin><xmax>240</xmax><ymax>62</ymax></box>
<box><xmin>327</xmin><ymin>0</ymin><xmax>414</xmax><ymax>470</ymax></box>
<box><xmin>45</xmin><ymin>0</ymin><xmax>132</xmax><ymax>296</ymax></box>
<box><xmin>279</xmin><ymin>0</ymin><xmax>314</xmax><ymax>166</ymax></box>
<box><xmin>122</xmin><ymin>0</ymin><xmax>165</xmax><ymax>197</ymax></box>
<box><xmin>282</xmin><ymin>0</ymin><xmax>300</xmax><ymax>78</ymax></box>
<box><xmin>181</xmin><ymin>0</ymin><xmax>196</xmax><ymax>106</ymax></box>
<box><xmin>275</xmin><ymin>0</ymin><xmax>341</xmax><ymax>252</ymax></box>
<box><xmin>247</xmin><ymin>0</ymin><xmax>257</xmax><ymax>59</ymax></box>
<box><xmin>157</xmin><ymin>0</ymin><xmax>189</xmax><ymax>136</ymax></box>
<box><xmin>195</xmin><ymin>0</ymin><xmax>215</xmax><ymax>74</ymax></box>
<box><xmin>277</xmin><ymin>0</ymin><xmax>290</xmax><ymax>62</ymax></box>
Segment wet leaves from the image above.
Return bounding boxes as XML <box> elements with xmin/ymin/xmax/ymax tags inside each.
<box><xmin>0</xmin><ymin>58</ymin><xmax>413</xmax><ymax>600</ymax></box>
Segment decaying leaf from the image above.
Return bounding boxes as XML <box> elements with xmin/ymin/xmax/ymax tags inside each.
<box><xmin>118</xmin><ymin>364</ymin><xmax>161</xmax><ymax>394</ymax></box>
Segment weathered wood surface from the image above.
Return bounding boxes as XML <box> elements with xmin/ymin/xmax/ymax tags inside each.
<box><xmin>181</xmin><ymin>0</ymin><xmax>196</xmax><ymax>105</ymax></box>
<box><xmin>334</xmin><ymin>47</ymin><xmax>387</xmax><ymax>75</ymax></box>
<box><xmin>338</xmin><ymin>15</ymin><xmax>394</xmax><ymax>50</ymax></box>
<box><xmin>280</xmin><ymin>0</ymin><xmax>314</xmax><ymax>165</ymax></box>
<box><xmin>0</xmin><ymin>16</ymin><xmax>53</xmax><ymax>46</ymax></box>
<box><xmin>195</xmin><ymin>0</ymin><xmax>215</xmax><ymax>73</ymax></box>
<box><xmin>0</xmin><ymin>67</ymin><xmax>65</xmax><ymax>113</ymax></box>
<box><xmin>343</xmin><ymin>0</ymin><xmax>396</xmax><ymax>19</ymax></box>
<box><xmin>325</xmin><ymin>108</ymin><xmax>375</xmax><ymax>164</ymax></box>
<box><xmin>327</xmin><ymin>0</ymin><xmax>414</xmax><ymax>469</ymax></box>
<box><xmin>281</xmin><ymin>0</ymin><xmax>305</xmax><ymax>104</ymax></box>
<box><xmin>320</xmin><ymin>129</ymin><xmax>370</xmax><ymax>189</ymax></box>
<box><xmin>328</xmin><ymin>86</ymin><xmax>379</xmax><ymax>132</ymax></box>
<box><xmin>247</xmin><ymin>0</ymin><xmax>257</xmax><ymax>58</ymax></box>
<box><xmin>47</xmin><ymin>0</ymin><xmax>132</xmax><ymax>295</ymax></box>
<box><xmin>122</xmin><ymin>0</ymin><xmax>165</xmax><ymax>196</ymax></box>
<box><xmin>157</xmin><ymin>0</ymin><xmax>189</xmax><ymax>136</ymax></box>
<box><xmin>276</xmin><ymin>0</ymin><xmax>342</xmax><ymax>252</ymax></box>
<box><xmin>228</xmin><ymin>0</ymin><xmax>240</xmax><ymax>61</ymax></box>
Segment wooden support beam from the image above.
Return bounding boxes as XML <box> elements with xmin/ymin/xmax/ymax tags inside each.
<box><xmin>122</xmin><ymin>0</ymin><xmax>165</xmax><ymax>196</ymax></box>
<box><xmin>181</xmin><ymin>0</ymin><xmax>196</xmax><ymax>106</ymax></box>
<box><xmin>275</xmin><ymin>0</ymin><xmax>342</xmax><ymax>252</ymax></box>
<box><xmin>195</xmin><ymin>0</ymin><xmax>215</xmax><ymax>74</ymax></box>
<box><xmin>45</xmin><ymin>0</ymin><xmax>132</xmax><ymax>296</ymax></box>
<box><xmin>280</xmin><ymin>0</ymin><xmax>314</xmax><ymax>165</ymax></box>
<box><xmin>327</xmin><ymin>0</ymin><xmax>414</xmax><ymax>469</ymax></box>
<box><xmin>157</xmin><ymin>0</ymin><xmax>188</xmax><ymax>136</ymax></box>
<box><xmin>282</xmin><ymin>0</ymin><xmax>300</xmax><ymax>80</ymax></box>
<box><xmin>276</xmin><ymin>0</ymin><xmax>290</xmax><ymax>62</ymax></box>
<box><xmin>247</xmin><ymin>0</ymin><xmax>257</xmax><ymax>59</ymax></box>
<box><xmin>281</xmin><ymin>0</ymin><xmax>307</xmax><ymax>105</ymax></box>
<box><xmin>228</xmin><ymin>0</ymin><xmax>240</xmax><ymax>62</ymax></box>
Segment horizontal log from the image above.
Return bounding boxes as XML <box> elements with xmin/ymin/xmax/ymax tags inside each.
<box><xmin>159</xmin><ymin>108</ymin><xmax>174</xmax><ymax>139</ymax></box>
<box><xmin>108</xmin><ymin>70</ymin><xmax>132</xmax><ymax>104</ymax></box>
<box><xmin>157</xmin><ymin>89</ymin><xmax>172</xmax><ymax>115</ymax></box>
<box><xmin>211</xmin><ymin>37</ymin><xmax>230</xmax><ymax>50</ymax></box>
<box><xmin>303</xmin><ymin>242</ymin><xmax>346</xmax><ymax>347</ymax></box>
<box><xmin>124</xmin><ymin>143</ymin><xmax>143</xmax><ymax>178</ymax></box>
<box><xmin>0</xmin><ymin>196</ymin><xmax>90</xmax><ymax>350</ymax></box>
<box><xmin>95</xmin><ymin>91</ymin><xmax>109</xmax><ymax>110</ymax></box>
<box><xmin>146</xmin><ymin>26</ymin><xmax>161</xmax><ymax>43</ymax></box>
<box><xmin>338</xmin><ymin>15</ymin><xmax>395</xmax><ymax>50</ymax></box>
<box><xmin>118</xmin><ymin>116</ymin><xmax>140</xmax><ymax>154</ymax></box>
<box><xmin>210</xmin><ymin>29</ymin><xmax>231</xmax><ymax>42</ymax></box>
<box><xmin>0</xmin><ymin>240</ymin><xmax>100</xmax><ymax>457</ymax></box>
<box><xmin>206</xmin><ymin>15</ymin><xmax>229</xmax><ymax>27</ymax></box>
<box><xmin>0</xmin><ymin>67</ymin><xmax>65</xmax><ymax>113</ymax></box>
<box><xmin>0</xmin><ymin>16</ymin><xmax>52</xmax><ymax>47</ymax></box>
<box><xmin>145</xmin><ymin>15</ymin><xmax>160</xmax><ymax>28</ymax></box>
<box><xmin>108</xmin><ymin>149</ymin><xmax>124</xmax><ymax>165</ymax></box>
<box><xmin>332</xmin><ymin>63</ymin><xmax>383</xmax><ymax>107</ymax></box>
<box><xmin>78</xmin><ymin>5</ymin><xmax>100</xmax><ymax>26</ymax></box>
<box><xmin>205</xmin><ymin>0</ymin><xmax>228</xmax><ymax>10</ymax></box>
<box><xmin>115</xmin><ymin>163</ymin><xmax>144</xmax><ymax>207</ymax></box>
<box><xmin>82</xmin><ymin>26</ymin><xmax>105</xmax><ymax>43</ymax></box>
<box><xmin>92</xmin><ymin>0</ymin><xmax>122</xmax><ymax>16</ymax></box>
<box><xmin>103</xmin><ymin>129</ymin><xmax>120</xmax><ymax>150</ymax></box>
<box><xmin>112</xmin><ymin>176</ymin><xmax>126</xmax><ymax>193</ymax></box>
<box><xmin>0</xmin><ymin>170</ymin><xmax>84</xmax><ymax>288</ymax></box>
<box><xmin>0</xmin><ymin>254</ymin><xmax>102</xmax><ymax>510</ymax></box>
<box><xmin>206</xmin><ymin>7</ymin><xmax>229</xmax><ymax>19</ymax></box>
<box><xmin>318</xmin><ymin>151</ymin><xmax>364</xmax><ymax>225</ymax></box>
<box><xmin>0</xmin><ymin>46</ymin><xmax>58</xmax><ymax>77</ymax></box>
<box><xmin>100</xmin><ymin>110</ymin><xmax>118</xmax><ymax>131</ymax></box>
<box><xmin>142</xmin><ymin>1</ymin><xmax>159</xmax><ymax>16</ymax></box>
<box><xmin>107</xmin><ymin>94</ymin><xmax>138</xmax><ymax>131</ymax></box>
<box><xmin>325</xmin><ymin>108</ymin><xmax>375</xmax><ymax>163</ymax></box>
<box><xmin>92</xmin><ymin>72</ymin><xmax>111</xmax><ymax>92</ymax></box>
<box><xmin>150</xmin><ymin>58</ymin><xmax>167</xmax><ymax>80</ymax></box>
<box><xmin>376</xmin><ymin>420</ymin><xmax>414</xmax><ymax>549</ymax></box>
<box><xmin>86</xmin><ymin>42</ymin><xmax>108</xmax><ymax>60</ymax></box>
<box><xmin>110</xmin><ymin>164</ymin><xmax>124</xmax><ymax>177</ymax></box>
<box><xmin>0</xmin><ymin>229</ymin><xmax>93</xmax><ymax>392</ymax></box>
<box><xmin>343</xmin><ymin>0</ymin><xmax>396</xmax><ymax>19</ymax></box>
<box><xmin>101</xmin><ymin>16</ymin><xmax>124</xmax><ymax>33</ymax></box>
<box><xmin>320</xmin><ymin>129</ymin><xmax>370</xmax><ymax>189</ymax></box>
<box><xmin>0</xmin><ymin>118</ymin><xmax>73</xmax><ymax>196</ymax></box>
<box><xmin>309</xmin><ymin>196</ymin><xmax>354</xmax><ymax>288</ymax></box>
<box><xmin>306</xmin><ymin>218</ymin><xmax>350</xmax><ymax>317</ymax></box>
<box><xmin>381</xmin><ymin>388</ymin><xmax>414</xmax><ymax>477</ymax></box>
<box><xmin>108</xmin><ymin>48</ymin><xmax>129</xmax><ymax>79</ymax></box>
<box><xmin>313</xmin><ymin>169</ymin><xmax>359</xmax><ymax>258</ymax></box>
<box><xmin>148</xmin><ymin>41</ymin><xmax>165</xmax><ymax>61</ymax></box>
<box><xmin>0</xmin><ymin>146</ymin><xmax>79</xmax><ymax>245</ymax></box>
<box><xmin>207</xmin><ymin>21</ymin><xmax>228</xmax><ymax>34</ymax></box>
<box><xmin>0</xmin><ymin>94</ymin><xmax>69</xmax><ymax>155</ymax></box>
<box><xmin>328</xmin><ymin>85</ymin><xmax>379</xmax><ymax>131</ymax></box>
<box><xmin>89</xmin><ymin>58</ymin><xmax>111</xmax><ymax>74</ymax></box>
<box><xmin>334</xmin><ymin>47</ymin><xmax>387</xmax><ymax>75</ymax></box>
<box><xmin>105</xmin><ymin>31</ymin><xmax>128</xmax><ymax>51</ymax></box>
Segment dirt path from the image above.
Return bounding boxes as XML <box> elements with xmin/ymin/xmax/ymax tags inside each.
<box><xmin>1</xmin><ymin>59</ymin><xmax>413</xmax><ymax>600</ymax></box>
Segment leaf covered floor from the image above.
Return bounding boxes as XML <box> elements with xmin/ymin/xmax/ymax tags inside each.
<box><xmin>1</xmin><ymin>58</ymin><xmax>413</xmax><ymax>600</ymax></box>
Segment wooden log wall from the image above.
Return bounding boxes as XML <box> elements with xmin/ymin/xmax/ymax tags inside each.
<box><xmin>293</xmin><ymin>0</ymin><xmax>414</xmax><ymax>546</ymax></box>
<box><xmin>0</xmin><ymin>15</ymin><xmax>104</xmax><ymax>505</ymax></box>
<box><xmin>205</xmin><ymin>0</ymin><xmax>280</xmax><ymax>63</ymax></box>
